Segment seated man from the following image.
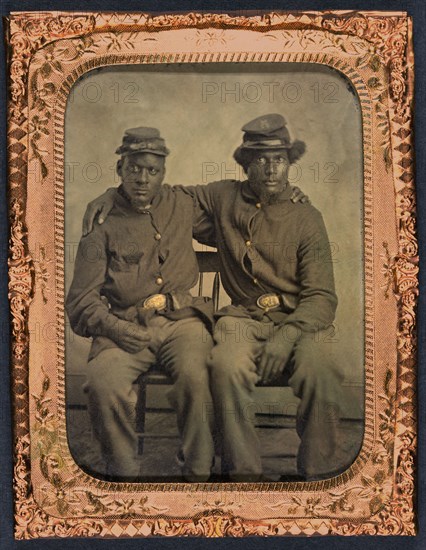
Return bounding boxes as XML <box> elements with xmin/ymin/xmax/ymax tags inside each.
<box><xmin>84</xmin><ymin>115</ymin><xmax>340</xmax><ymax>482</ymax></box>
<box><xmin>195</xmin><ymin>115</ymin><xmax>343</xmax><ymax>481</ymax></box>
<box><xmin>66</xmin><ymin>127</ymin><xmax>217</xmax><ymax>482</ymax></box>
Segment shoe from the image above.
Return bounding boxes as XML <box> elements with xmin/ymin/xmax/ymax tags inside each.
<box><xmin>177</xmin><ymin>450</ymin><xmax>218</xmax><ymax>482</ymax></box>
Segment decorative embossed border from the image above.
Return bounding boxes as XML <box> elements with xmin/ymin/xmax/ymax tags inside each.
<box><xmin>6</xmin><ymin>11</ymin><xmax>416</xmax><ymax>538</ymax></box>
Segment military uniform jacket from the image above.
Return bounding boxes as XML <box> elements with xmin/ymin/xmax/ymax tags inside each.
<box><xmin>182</xmin><ymin>180</ymin><xmax>338</xmax><ymax>332</ymax></box>
<box><xmin>66</xmin><ymin>185</ymin><xmax>214</xmax><ymax>360</ymax></box>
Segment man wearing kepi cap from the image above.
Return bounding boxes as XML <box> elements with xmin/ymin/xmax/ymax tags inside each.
<box><xmin>83</xmin><ymin>114</ymin><xmax>343</xmax><ymax>482</ymax></box>
<box><xmin>194</xmin><ymin>114</ymin><xmax>342</xmax><ymax>481</ymax></box>
<box><xmin>66</xmin><ymin>127</ymin><xmax>218</xmax><ymax>481</ymax></box>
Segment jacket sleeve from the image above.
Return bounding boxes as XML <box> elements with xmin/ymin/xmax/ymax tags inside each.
<box><xmin>282</xmin><ymin>209</ymin><xmax>338</xmax><ymax>332</ymax></box>
<box><xmin>65</xmin><ymin>227</ymin><xmax>121</xmax><ymax>340</ymax></box>
<box><xmin>176</xmin><ymin>183</ymin><xmax>218</xmax><ymax>246</ymax></box>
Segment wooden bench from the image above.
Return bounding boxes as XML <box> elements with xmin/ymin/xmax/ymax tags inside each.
<box><xmin>135</xmin><ymin>251</ymin><xmax>299</xmax><ymax>473</ymax></box>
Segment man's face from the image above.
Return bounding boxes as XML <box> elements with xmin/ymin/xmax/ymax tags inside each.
<box><xmin>118</xmin><ymin>152</ymin><xmax>165</xmax><ymax>208</ymax></box>
<box><xmin>247</xmin><ymin>149</ymin><xmax>290</xmax><ymax>203</ymax></box>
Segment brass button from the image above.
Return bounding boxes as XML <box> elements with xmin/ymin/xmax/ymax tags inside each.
<box><xmin>255</xmin><ymin>202</ymin><xmax>261</xmax><ymax>209</ymax></box>
<box><xmin>253</xmin><ymin>278</ymin><xmax>258</xmax><ymax>285</ymax></box>
<box><xmin>245</xmin><ymin>240</ymin><xmax>252</xmax><ymax>247</ymax></box>
<box><xmin>155</xmin><ymin>277</ymin><xmax>163</xmax><ymax>285</ymax></box>
<box><xmin>154</xmin><ymin>233</ymin><xmax>161</xmax><ymax>241</ymax></box>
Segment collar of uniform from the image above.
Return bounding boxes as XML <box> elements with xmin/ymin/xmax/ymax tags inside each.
<box><xmin>240</xmin><ymin>180</ymin><xmax>293</xmax><ymax>205</ymax></box>
<box><xmin>115</xmin><ymin>184</ymin><xmax>162</xmax><ymax>213</ymax></box>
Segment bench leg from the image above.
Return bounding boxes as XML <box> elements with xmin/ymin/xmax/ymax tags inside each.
<box><xmin>136</xmin><ymin>378</ymin><xmax>147</xmax><ymax>455</ymax></box>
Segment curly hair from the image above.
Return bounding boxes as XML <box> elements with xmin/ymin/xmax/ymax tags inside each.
<box><xmin>233</xmin><ymin>140</ymin><xmax>306</xmax><ymax>173</ymax></box>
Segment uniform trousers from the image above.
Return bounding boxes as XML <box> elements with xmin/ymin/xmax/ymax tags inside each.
<box><xmin>84</xmin><ymin>316</ymin><xmax>215</xmax><ymax>481</ymax></box>
<box><xmin>207</xmin><ymin>316</ymin><xmax>344</xmax><ymax>481</ymax></box>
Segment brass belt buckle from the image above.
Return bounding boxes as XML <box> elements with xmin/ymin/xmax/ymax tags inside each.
<box><xmin>256</xmin><ymin>293</ymin><xmax>280</xmax><ymax>312</ymax></box>
<box><xmin>142</xmin><ymin>294</ymin><xmax>167</xmax><ymax>310</ymax></box>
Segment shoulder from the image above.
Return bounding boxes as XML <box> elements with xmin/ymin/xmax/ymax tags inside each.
<box><xmin>99</xmin><ymin>203</ymin><xmax>125</xmax><ymax>225</ymax></box>
<box><xmin>82</xmin><ymin>219</ymin><xmax>108</xmax><ymax>241</ymax></box>
<box><xmin>294</xmin><ymin>204</ymin><xmax>329</xmax><ymax>238</ymax></box>
<box><xmin>88</xmin><ymin>201</ymin><xmax>127</xmax><ymax>237</ymax></box>
<box><xmin>76</xmin><ymin>221</ymin><xmax>108</xmax><ymax>262</ymax></box>
<box><xmin>160</xmin><ymin>183</ymin><xmax>173</xmax><ymax>194</ymax></box>
<box><xmin>163</xmin><ymin>183</ymin><xmax>196</xmax><ymax>206</ymax></box>
<box><xmin>287</xmin><ymin>200</ymin><xmax>324</xmax><ymax>220</ymax></box>
<box><xmin>163</xmin><ymin>183</ymin><xmax>191</xmax><ymax>199</ymax></box>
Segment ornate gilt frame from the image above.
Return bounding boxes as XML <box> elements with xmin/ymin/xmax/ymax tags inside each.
<box><xmin>7</xmin><ymin>10</ymin><xmax>416</xmax><ymax>538</ymax></box>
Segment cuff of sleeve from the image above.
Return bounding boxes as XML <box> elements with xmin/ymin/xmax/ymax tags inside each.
<box><xmin>100</xmin><ymin>314</ymin><xmax>122</xmax><ymax>342</ymax></box>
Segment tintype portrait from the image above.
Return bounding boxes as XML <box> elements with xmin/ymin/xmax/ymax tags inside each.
<box><xmin>8</xmin><ymin>10</ymin><xmax>416</xmax><ymax>539</ymax></box>
<box><xmin>64</xmin><ymin>64</ymin><xmax>364</xmax><ymax>484</ymax></box>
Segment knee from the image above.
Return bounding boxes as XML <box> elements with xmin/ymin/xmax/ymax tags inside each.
<box><xmin>84</xmin><ymin>368</ymin><xmax>112</xmax><ymax>398</ymax></box>
<box><xmin>85</xmin><ymin>360</ymin><xmax>128</xmax><ymax>399</ymax></box>
<box><xmin>207</xmin><ymin>344</ymin><xmax>235</xmax><ymax>379</ymax></box>
<box><xmin>291</xmin><ymin>335</ymin><xmax>343</xmax><ymax>386</ymax></box>
<box><xmin>208</xmin><ymin>344</ymin><xmax>257</xmax><ymax>393</ymax></box>
<box><xmin>175</xmin><ymin>359</ymin><xmax>209</xmax><ymax>388</ymax></box>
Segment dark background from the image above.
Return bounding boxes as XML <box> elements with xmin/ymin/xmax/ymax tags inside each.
<box><xmin>0</xmin><ymin>1</ymin><xmax>424</xmax><ymax>549</ymax></box>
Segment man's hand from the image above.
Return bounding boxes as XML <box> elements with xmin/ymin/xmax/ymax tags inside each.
<box><xmin>290</xmin><ymin>185</ymin><xmax>310</xmax><ymax>204</ymax></box>
<box><xmin>113</xmin><ymin>320</ymin><xmax>151</xmax><ymax>354</ymax></box>
<box><xmin>82</xmin><ymin>187</ymin><xmax>116</xmax><ymax>236</ymax></box>
<box><xmin>257</xmin><ymin>338</ymin><xmax>295</xmax><ymax>385</ymax></box>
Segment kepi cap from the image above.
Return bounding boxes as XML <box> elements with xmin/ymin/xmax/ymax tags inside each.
<box><xmin>233</xmin><ymin>113</ymin><xmax>306</xmax><ymax>168</ymax></box>
<box><xmin>116</xmin><ymin>127</ymin><xmax>170</xmax><ymax>157</ymax></box>
<box><xmin>240</xmin><ymin>114</ymin><xmax>291</xmax><ymax>150</ymax></box>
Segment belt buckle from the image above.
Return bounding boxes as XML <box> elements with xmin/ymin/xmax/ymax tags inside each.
<box><xmin>142</xmin><ymin>294</ymin><xmax>167</xmax><ymax>310</ymax></box>
<box><xmin>256</xmin><ymin>293</ymin><xmax>280</xmax><ymax>311</ymax></box>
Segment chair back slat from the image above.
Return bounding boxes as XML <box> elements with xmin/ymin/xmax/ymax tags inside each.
<box><xmin>198</xmin><ymin>272</ymin><xmax>204</xmax><ymax>296</ymax></box>
<box><xmin>196</xmin><ymin>251</ymin><xmax>220</xmax><ymax>311</ymax></box>
<box><xmin>196</xmin><ymin>251</ymin><xmax>220</xmax><ymax>273</ymax></box>
<box><xmin>213</xmin><ymin>272</ymin><xmax>220</xmax><ymax>311</ymax></box>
